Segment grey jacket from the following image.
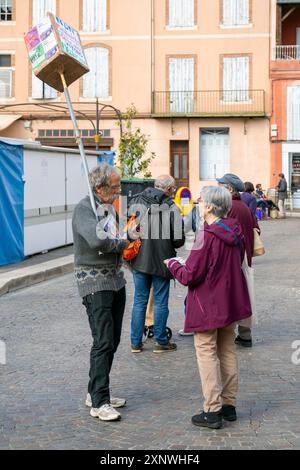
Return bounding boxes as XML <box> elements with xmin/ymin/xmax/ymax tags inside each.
<box><xmin>72</xmin><ymin>195</ymin><xmax>128</xmax><ymax>297</ymax></box>
<box><xmin>277</xmin><ymin>178</ymin><xmax>288</xmax><ymax>200</ymax></box>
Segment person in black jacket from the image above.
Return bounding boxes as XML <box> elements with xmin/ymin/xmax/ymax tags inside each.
<box><xmin>276</xmin><ymin>173</ymin><xmax>288</xmax><ymax>218</ymax></box>
<box><xmin>128</xmin><ymin>175</ymin><xmax>185</xmax><ymax>353</ymax></box>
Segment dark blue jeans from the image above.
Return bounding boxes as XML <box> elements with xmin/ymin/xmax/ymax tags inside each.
<box><xmin>82</xmin><ymin>288</ymin><xmax>126</xmax><ymax>408</ymax></box>
<box><xmin>131</xmin><ymin>271</ymin><xmax>170</xmax><ymax>346</ymax></box>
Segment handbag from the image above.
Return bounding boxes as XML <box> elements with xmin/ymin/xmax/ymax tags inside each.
<box><xmin>253</xmin><ymin>228</ymin><xmax>265</xmax><ymax>257</ymax></box>
<box><xmin>122</xmin><ymin>209</ymin><xmax>149</xmax><ymax>262</ymax></box>
<box><xmin>123</xmin><ymin>238</ymin><xmax>142</xmax><ymax>262</ymax></box>
<box><xmin>239</xmin><ymin>255</ymin><xmax>256</xmax><ymax>328</ymax></box>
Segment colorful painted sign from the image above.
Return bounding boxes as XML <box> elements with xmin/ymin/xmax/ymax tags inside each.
<box><xmin>24</xmin><ymin>13</ymin><xmax>89</xmax><ymax>92</ymax></box>
<box><xmin>54</xmin><ymin>15</ymin><xmax>87</xmax><ymax>68</ymax></box>
<box><xmin>25</xmin><ymin>17</ymin><xmax>58</xmax><ymax>72</ymax></box>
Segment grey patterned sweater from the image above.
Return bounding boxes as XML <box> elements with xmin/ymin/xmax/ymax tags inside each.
<box><xmin>72</xmin><ymin>195</ymin><xmax>128</xmax><ymax>298</ymax></box>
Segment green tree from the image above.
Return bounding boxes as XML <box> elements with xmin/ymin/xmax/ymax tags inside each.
<box><xmin>118</xmin><ymin>105</ymin><xmax>156</xmax><ymax>178</ymax></box>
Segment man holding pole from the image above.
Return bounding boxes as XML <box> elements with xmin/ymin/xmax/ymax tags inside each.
<box><xmin>72</xmin><ymin>163</ymin><xmax>130</xmax><ymax>422</ymax></box>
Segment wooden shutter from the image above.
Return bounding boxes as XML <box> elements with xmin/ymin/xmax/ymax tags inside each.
<box><xmin>223</xmin><ymin>0</ymin><xmax>249</xmax><ymax>26</ymax></box>
<box><xmin>200</xmin><ymin>130</ymin><xmax>230</xmax><ymax>180</ymax></box>
<box><xmin>169</xmin><ymin>0</ymin><xmax>194</xmax><ymax>28</ymax></box>
<box><xmin>0</xmin><ymin>69</ymin><xmax>12</xmax><ymax>98</ymax></box>
<box><xmin>83</xmin><ymin>0</ymin><xmax>107</xmax><ymax>32</ymax></box>
<box><xmin>32</xmin><ymin>0</ymin><xmax>56</xmax><ymax>24</ymax></box>
<box><xmin>223</xmin><ymin>56</ymin><xmax>249</xmax><ymax>102</ymax></box>
<box><xmin>287</xmin><ymin>86</ymin><xmax>300</xmax><ymax>140</ymax></box>
<box><xmin>83</xmin><ymin>47</ymin><xmax>109</xmax><ymax>98</ymax></box>
<box><xmin>169</xmin><ymin>57</ymin><xmax>194</xmax><ymax>112</ymax></box>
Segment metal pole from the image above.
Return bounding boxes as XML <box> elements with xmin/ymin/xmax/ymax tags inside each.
<box><xmin>59</xmin><ymin>71</ymin><xmax>98</xmax><ymax>218</ymax></box>
<box><xmin>96</xmin><ymin>97</ymin><xmax>100</xmax><ymax>152</ymax></box>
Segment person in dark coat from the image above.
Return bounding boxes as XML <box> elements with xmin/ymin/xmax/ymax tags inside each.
<box><xmin>241</xmin><ymin>182</ymin><xmax>257</xmax><ymax>217</ymax></box>
<box><xmin>276</xmin><ymin>173</ymin><xmax>288</xmax><ymax>218</ymax></box>
<box><xmin>129</xmin><ymin>175</ymin><xmax>185</xmax><ymax>353</ymax></box>
<box><xmin>165</xmin><ymin>186</ymin><xmax>252</xmax><ymax>430</ymax></box>
<box><xmin>216</xmin><ymin>173</ymin><xmax>259</xmax><ymax>348</ymax></box>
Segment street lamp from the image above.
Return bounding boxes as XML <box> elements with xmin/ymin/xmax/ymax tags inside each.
<box><xmin>94</xmin><ymin>98</ymin><xmax>123</xmax><ymax>152</ymax></box>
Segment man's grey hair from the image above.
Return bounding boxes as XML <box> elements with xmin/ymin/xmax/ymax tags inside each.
<box><xmin>155</xmin><ymin>175</ymin><xmax>175</xmax><ymax>191</ymax></box>
<box><xmin>89</xmin><ymin>164</ymin><xmax>120</xmax><ymax>192</ymax></box>
<box><xmin>201</xmin><ymin>186</ymin><xmax>232</xmax><ymax>218</ymax></box>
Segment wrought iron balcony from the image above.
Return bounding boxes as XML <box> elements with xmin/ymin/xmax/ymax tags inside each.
<box><xmin>152</xmin><ymin>90</ymin><xmax>266</xmax><ymax>117</ymax></box>
<box><xmin>275</xmin><ymin>45</ymin><xmax>300</xmax><ymax>60</ymax></box>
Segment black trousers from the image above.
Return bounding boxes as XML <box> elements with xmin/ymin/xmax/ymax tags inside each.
<box><xmin>82</xmin><ymin>287</ymin><xmax>126</xmax><ymax>408</ymax></box>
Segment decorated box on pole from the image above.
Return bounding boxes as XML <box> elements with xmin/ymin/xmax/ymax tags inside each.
<box><xmin>24</xmin><ymin>12</ymin><xmax>89</xmax><ymax>92</ymax></box>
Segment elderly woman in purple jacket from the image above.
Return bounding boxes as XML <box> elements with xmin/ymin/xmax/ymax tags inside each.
<box><xmin>165</xmin><ymin>186</ymin><xmax>252</xmax><ymax>430</ymax></box>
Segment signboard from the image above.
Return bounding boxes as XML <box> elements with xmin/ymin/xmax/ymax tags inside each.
<box><xmin>24</xmin><ymin>13</ymin><xmax>89</xmax><ymax>92</ymax></box>
<box><xmin>292</xmin><ymin>154</ymin><xmax>300</xmax><ymax>172</ymax></box>
<box><xmin>174</xmin><ymin>187</ymin><xmax>193</xmax><ymax>216</ymax></box>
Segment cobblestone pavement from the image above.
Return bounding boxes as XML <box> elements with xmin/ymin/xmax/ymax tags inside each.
<box><xmin>1</xmin><ymin>219</ymin><xmax>300</xmax><ymax>450</ymax></box>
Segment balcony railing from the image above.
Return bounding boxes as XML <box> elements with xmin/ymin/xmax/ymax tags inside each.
<box><xmin>275</xmin><ymin>45</ymin><xmax>300</xmax><ymax>60</ymax></box>
<box><xmin>152</xmin><ymin>90</ymin><xmax>265</xmax><ymax>117</ymax></box>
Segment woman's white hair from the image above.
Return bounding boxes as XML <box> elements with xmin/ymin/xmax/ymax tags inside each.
<box><xmin>200</xmin><ymin>185</ymin><xmax>232</xmax><ymax>218</ymax></box>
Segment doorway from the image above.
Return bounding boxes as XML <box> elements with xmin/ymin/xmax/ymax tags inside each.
<box><xmin>170</xmin><ymin>141</ymin><xmax>189</xmax><ymax>189</ymax></box>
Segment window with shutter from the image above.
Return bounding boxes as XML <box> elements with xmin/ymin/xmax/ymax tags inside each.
<box><xmin>0</xmin><ymin>0</ymin><xmax>13</xmax><ymax>21</ymax></box>
<box><xmin>168</xmin><ymin>0</ymin><xmax>195</xmax><ymax>28</ymax></box>
<box><xmin>223</xmin><ymin>0</ymin><xmax>249</xmax><ymax>27</ymax></box>
<box><xmin>169</xmin><ymin>57</ymin><xmax>195</xmax><ymax>113</ymax></box>
<box><xmin>223</xmin><ymin>56</ymin><xmax>249</xmax><ymax>102</ymax></box>
<box><xmin>287</xmin><ymin>87</ymin><xmax>300</xmax><ymax>140</ymax></box>
<box><xmin>0</xmin><ymin>54</ymin><xmax>12</xmax><ymax>99</ymax></box>
<box><xmin>32</xmin><ymin>0</ymin><xmax>56</xmax><ymax>25</ymax></box>
<box><xmin>200</xmin><ymin>129</ymin><xmax>230</xmax><ymax>181</ymax></box>
<box><xmin>82</xmin><ymin>0</ymin><xmax>107</xmax><ymax>32</ymax></box>
<box><xmin>82</xmin><ymin>47</ymin><xmax>109</xmax><ymax>99</ymax></box>
<box><xmin>32</xmin><ymin>72</ymin><xmax>57</xmax><ymax>99</ymax></box>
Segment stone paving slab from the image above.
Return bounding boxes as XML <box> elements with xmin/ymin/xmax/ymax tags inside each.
<box><xmin>0</xmin><ymin>218</ymin><xmax>300</xmax><ymax>449</ymax></box>
<box><xmin>0</xmin><ymin>255</ymin><xmax>74</xmax><ymax>297</ymax></box>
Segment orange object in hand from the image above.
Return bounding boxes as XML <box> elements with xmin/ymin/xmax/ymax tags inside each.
<box><xmin>122</xmin><ymin>213</ymin><xmax>142</xmax><ymax>262</ymax></box>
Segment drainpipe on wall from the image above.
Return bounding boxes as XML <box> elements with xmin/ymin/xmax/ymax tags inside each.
<box><xmin>151</xmin><ymin>0</ymin><xmax>155</xmax><ymax>114</ymax></box>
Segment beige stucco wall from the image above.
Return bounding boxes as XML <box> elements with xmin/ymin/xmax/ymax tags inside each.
<box><xmin>0</xmin><ymin>0</ymin><xmax>272</xmax><ymax>191</ymax></box>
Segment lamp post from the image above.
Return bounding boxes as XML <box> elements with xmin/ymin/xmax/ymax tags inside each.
<box><xmin>94</xmin><ymin>99</ymin><xmax>123</xmax><ymax>153</ymax></box>
<box><xmin>95</xmin><ymin>97</ymin><xmax>100</xmax><ymax>152</ymax></box>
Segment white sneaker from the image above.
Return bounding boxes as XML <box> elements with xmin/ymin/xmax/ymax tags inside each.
<box><xmin>110</xmin><ymin>397</ymin><xmax>126</xmax><ymax>408</ymax></box>
<box><xmin>90</xmin><ymin>404</ymin><xmax>121</xmax><ymax>421</ymax></box>
<box><xmin>178</xmin><ymin>329</ymin><xmax>194</xmax><ymax>336</ymax></box>
<box><xmin>86</xmin><ymin>393</ymin><xmax>126</xmax><ymax>409</ymax></box>
<box><xmin>86</xmin><ymin>393</ymin><xmax>92</xmax><ymax>407</ymax></box>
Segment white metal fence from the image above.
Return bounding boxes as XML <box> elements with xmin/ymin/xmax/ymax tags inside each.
<box><xmin>275</xmin><ymin>45</ymin><xmax>300</xmax><ymax>61</ymax></box>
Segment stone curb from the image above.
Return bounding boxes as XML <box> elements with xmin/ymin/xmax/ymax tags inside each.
<box><xmin>0</xmin><ymin>256</ymin><xmax>74</xmax><ymax>297</ymax></box>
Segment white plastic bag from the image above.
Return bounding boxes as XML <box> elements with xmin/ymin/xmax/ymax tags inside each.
<box><xmin>239</xmin><ymin>255</ymin><xmax>257</xmax><ymax>327</ymax></box>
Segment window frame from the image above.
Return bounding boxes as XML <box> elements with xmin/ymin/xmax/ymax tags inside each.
<box><xmin>199</xmin><ymin>128</ymin><xmax>230</xmax><ymax>181</ymax></box>
<box><xmin>30</xmin><ymin>69</ymin><xmax>58</xmax><ymax>100</ymax></box>
<box><xmin>0</xmin><ymin>0</ymin><xmax>15</xmax><ymax>23</ymax></box>
<box><xmin>166</xmin><ymin>0</ymin><xmax>197</xmax><ymax>30</ymax></box>
<box><xmin>0</xmin><ymin>52</ymin><xmax>15</xmax><ymax>100</ymax></box>
<box><xmin>80</xmin><ymin>43</ymin><xmax>112</xmax><ymax>100</ymax></box>
<box><xmin>166</xmin><ymin>54</ymin><xmax>197</xmax><ymax>93</ymax></box>
<box><xmin>29</xmin><ymin>0</ymin><xmax>59</xmax><ymax>28</ymax></box>
<box><xmin>220</xmin><ymin>53</ymin><xmax>252</xmax><ymax>103</ymax></box>
<box><xmin>220</xmin><ymin>0</ymin><xmax>253</xmax><ymax>29</ymax></box>
<box><xmin>80</xmin><ymin>0</ymin><xmax>110</xmax><ymax>33</ymax></box>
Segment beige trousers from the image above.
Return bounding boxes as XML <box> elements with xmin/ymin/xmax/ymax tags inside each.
<box><xmin>194</xmin><ymin>323</ymin><xmax>238</xmax><ymax>412</ymax></box>
<box><xmin>278</xmin><ymin>199</ymin><xmax>286</xmax><ymax>217</ymax></box>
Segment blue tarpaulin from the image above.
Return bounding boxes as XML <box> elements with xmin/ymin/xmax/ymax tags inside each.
<box><xmin>97</xmin><ymin>150</ymin><xmax>116</xmax><ymax>166</ymax></box>
<box><xmin>0</xmin><ymin>141</ymin><xmax>24</xmax><ymax>266</ymax></box>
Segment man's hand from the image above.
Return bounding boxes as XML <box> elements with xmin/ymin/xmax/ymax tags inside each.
<box><xmin>163</xmin><ymin>259</ymin><xmax>170</xmax><ymax>266</ymax></box>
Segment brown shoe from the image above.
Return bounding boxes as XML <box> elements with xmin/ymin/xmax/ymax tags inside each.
<box><xmin>153</xmin><ymin>342</ymin><xmax>177</xmax><ymax>353</ymax></box>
